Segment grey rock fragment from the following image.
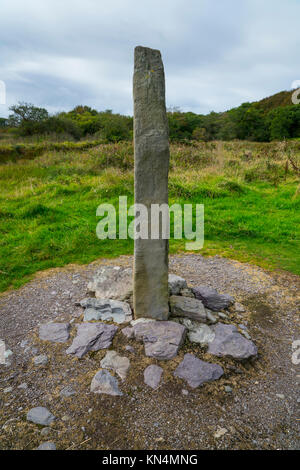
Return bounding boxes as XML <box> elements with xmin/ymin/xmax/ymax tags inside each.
<box><xmin>80</xmin><ymin>298</ymin><xmax>132</xmax><ymax>323</ymax></box>
<box><xmin>169</xmin><ymin>295</ymin><xmax>207</xmax><ymax>322</ymax></box>
<box><xmin>39</xmin><ymin>323</ymin><xmax>70</xmax><ymax>343</ymax></box>
<box><xmin>90</xmin><ymin>370</ymin><xmax>122</xmax><ymax>396</ymax></box>
<box><xmin>100</xmin><ymin>350</ymin><xmax>130</xmax><ymax>380</ymax></box>
<box><xmin>34</xmin><ymin>354</ymin><xmax>48</xmax><ymax>366</ymax></box>
<box><xmin>132</xmin><ymin>321</ymin><xmax>186</xmax><ymax>360</ymax></box>
<box><xmin>60</xmin><ymin>385</ymin><xmax>76</xmax><ymax>397</ymax></box>
<box><xmin>122</xmin><ymin>327</ymin><xmax>135</xmax><ymax>339</ymax></box>
<box><xmin>37</xmin><ymin>441</ymin><xmax>56</xmax><ymax>450</ymax></box>
<box><xmin>168</xmin><ymin>274</ymin><xmax>188</xmax><ymax>295</ymax></box>
<box><xmin>174</xmin><ymin>353</ymin><xmax>224</xmax><ymax>388</ymax></box>
<box><xmin>144</xmin><ymin>365</ymin><xmax>163</xmax><ymax>389</ymax></box>
<box><xmin>188</xmin><ymin>323</ymin><xmax>215</xmax><ymax>346</ymax></box>
<box><xmin>87</xmin><ymin>266</ymin><xmax>133</xmax><ymax>301</ymax></box>
<box><xmin>192</xmin><ymin>286</ymin><xmax>234</xmax><ymax>311</ymax></box>
<box><xmin>180</xmin><ymin>288</ymin><xmax>195</xmax><ymax>298</ymax></box>
<box><xmin>27</xmin><ymin>407</ymin><xmax>55</xmax><ymax>426</ymax></box>
<box><xmin>66</xmin><ymin>322</ymin><xmax>118</xmax><ymax>358</ymax></box>
<box><xmin>208</xmin><ymin>323</ymin><xmax>258</xmax><ymax>360</ymax></box>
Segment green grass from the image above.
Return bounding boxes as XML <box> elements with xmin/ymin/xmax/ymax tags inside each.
<box><xmin>0</xmin><ymin>141</ymin><xmax>299</xmax><ymax>292</ymax></box>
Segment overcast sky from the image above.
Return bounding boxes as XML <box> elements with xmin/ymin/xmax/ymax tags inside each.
<box><xmin>0</xmin><ymin>0</ymin><xmax>299</xmax><ymax>118</ymax></box>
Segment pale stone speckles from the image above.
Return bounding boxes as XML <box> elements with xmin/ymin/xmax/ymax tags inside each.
<box><xmin>66</xmin><ymin>322</ymin><xmax>118</xmax><ymax>358</ymax></box>
<box><xmin>27</xmin><ymin>407</ymin><xmax>55</xmax><ymax>426</ymax></box>
<box><xmin>208</xmin><ymin>323</ymin><xmax>258</xmax><ymax>360</ymax></box>
<box><xmin>90</xmin><ymin>370</ymin><xmax>123</xmax><ymax>396</ymax></box>
<box><xmin>144</xmin><ymin>364</ymin><xmax>163</xmax><ymax>389</ymax></box>
<box><xmin>39</xmin><ymin>323</ymin><xmax>70</xmax><ymax>343</ymax></box>
<box><xmin>174</xmin><ymin>354</ymin><xmax>224</xmax><ymax>388</ymax></box>
<box><xmin>133</xmin><ymin>46</ymin><xmax>169</xmax><ymax>320</ymax></box>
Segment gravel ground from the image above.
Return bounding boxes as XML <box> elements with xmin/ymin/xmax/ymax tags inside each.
<box><xmin>0</xmin><ymin>254</ymin><xmax>299</xmax><ymax>450</ymax></box>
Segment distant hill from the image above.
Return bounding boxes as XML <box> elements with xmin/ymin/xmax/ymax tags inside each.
<box><xmin>253</xmin><ymin>90</ymin><xmax>294</xmax><ymax>114</ymax></box>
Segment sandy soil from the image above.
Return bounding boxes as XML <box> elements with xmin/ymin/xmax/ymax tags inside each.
<box><xmin>0</xmin><ymin>254</ymin><xmax>299</xmax><ymax>450</ymax></box>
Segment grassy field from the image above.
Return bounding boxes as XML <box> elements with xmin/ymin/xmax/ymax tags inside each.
<box><xmin>0</xmin><ymin>140</ymin><xmax>299</xmax><ymax>292</ymax></box>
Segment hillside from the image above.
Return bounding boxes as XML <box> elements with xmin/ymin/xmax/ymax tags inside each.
<box><xmin>253</xmin><ymin>90</ymin><xmax>295</xmax><ymax>113</ymax></box>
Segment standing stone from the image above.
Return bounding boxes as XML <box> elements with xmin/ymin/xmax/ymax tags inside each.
<box><xmin>133</xmin><ymin>46</ymin><xmax>170</xmax><ymax>320</ymax></box>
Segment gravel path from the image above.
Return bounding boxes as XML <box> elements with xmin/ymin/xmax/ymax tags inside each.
<box><xmin>0</xmin><ymin>254</ymin><xmax>299</xmax><ymax>450</ymax></box>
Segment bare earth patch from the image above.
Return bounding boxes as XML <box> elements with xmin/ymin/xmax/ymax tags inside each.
<box><xmin>0</xmin><ymin>254</ymin><xmax>299</xmax><ymax>450</ymax></box>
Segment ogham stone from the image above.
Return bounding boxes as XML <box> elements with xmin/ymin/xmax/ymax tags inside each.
<box><xmin>133</xmin><ymin>46</ymin><xmax>170</xmax><ymax>320</ymax></box>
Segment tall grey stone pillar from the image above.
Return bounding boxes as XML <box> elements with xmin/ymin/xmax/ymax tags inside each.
<box><xmin>133</xmin><ymin>46</ymin><xmax>170</xmax><ymax>320</ymax></box>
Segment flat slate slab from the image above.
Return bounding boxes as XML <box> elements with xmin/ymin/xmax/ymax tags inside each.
<box><xmin>169</xmin><ymin>295</ymin><xmax>207</xmax><ymax>322</ymax></box>
<box><xmin>174</xmin><ymin>353</ymin><xmax>224</xmax><ymax>388</ymax></box>
<box><xmin>39</xmin><ymin>323</ymin><xmax>70</xmax><ymax>343</ymax></box>
<box><xmin>132</xmin><ymin>320</ymin><xmax>186</xmax><ymax>360</ymax></box>
<box><xmin>27</xmin><ymin>407</ymin><xmax>55</xmax><ymax>426</ymax></box>
<box><xmin>192</xmin><ymin>286</ymin><xmax>234</xmax><ymax>311</ymax></box>
<box><xmin>144</xmin><ymin>364</ymin><xmax>163</xmax><ymax>389</ymax></box>
<box><xmin>90</xmin><ymin>369</ymin><xmax>123</xmax><ymax>396</ymax></box>
<box><xmin>66</xmin><ymin>322</ymin><xmax>118</xmax><ymax>358</ymax></box>
<box><xmin>207</xmin><ymin>323</ymin><xmax>258</xmax><ymax>360</ymax></box>
<box><xmin>80</xmin><ymin>298</ymin><xmax>132</xmax><ymax>323</ymax></box>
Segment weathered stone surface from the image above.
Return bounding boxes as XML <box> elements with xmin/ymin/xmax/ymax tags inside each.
<box><xmin>144</xmin><ymin>364</ymin><xmax>163</xmax><ymax>389</ymax></box>
<box><xmin>39</xmin><ymin>323</ymin><xmax>70</xmax><ymax>343</ymax></box>
<box><xmin>132</xmin><ymin>320</ymin><xmax>186</xmax><ymax>360</ymax></box>
<box><xmin>130</xmin><ymin>318</ymin><xmax>156</xmax><ymax>326</ymax></box>
<box><xmin>60</xmin><ymin>385</ymin><xmax>76</xmax><ymax>397</ymax></box>
<box><xmin>206</xmin><ymin>310</ymin><xmax>218</xmax><ymax>324</ymax></box>
<box><xmin>100</xmin><ymin>350</ymin><xmax>130</xmax><ymax>380</ymax></box>
<box><xmin>80</xmin><ymin>298</ymin><xmax>132</xmax><ymax>323</ymax></box>
<box><xmin>37</xmin><ymin>441</ymin><xmax>56</xmax><ymax>450</ymax></box>
<box><xmin>90</xmin><ymin>370</ymin><xmax>122</xmax><ymax>396</ymax></box>
<box><xmin>180</xmin><ymin>288</ymin><xmax>195</xmax><ymax>298</ymax></box>
<box><xmin>168</xmin><ymin>274</ymin><xmax>187</xmax><ymax>295</ymax></box>
<box><xmin>208</xmin><ymin>323</ymin><xmax>258</xmax><ymax>360</ymax></box>
<box><xmin>27</xmin><ymin>407</ymin><xmax>55</xmax><ymax>426</ymax></box>
<box><xmin>66</xmin><ymin>323</ymin><xmax>118</xmax><ymax>358</ymax></box>
<box><xmin>0</xmin><ymin>340</ymin><xmax>13</xmax><ymax>366</ymax></box>
<box><xmin>172</xmin><ymin>318</ymin><xmax>215</xmax><ymax>346</ymax></box>
<box><xmin>170</xmin><ymin>295</ymin><xmax>207</xmax><ymax>322</ymax></box>
<box><xmin>121</xmin><ymin>326</ymin><xmax>135</xmax><ymax>339</ymax></box>
<box><xmin>188</xmin><ymin>324</ymin><xmax>215</xmax><ymax>346</ymax></box>
<box><xmin>87</xmin><ymin>266</ymin><xmax>133</xmax><ymax>301</ymax></box>
<box><xmin>33</xmin><ymin>354</ymin><xmax>48</xmax><ymax>366</ymax></box>
<box><xmin>174</xmin><ymin>354</ymin><xmax>224</xmax><ymax>388</ymax></box>
<box><xmin>234</xmin><ymin>302</ymin><xmax>246</xmax><ymax>313</ymax></box>
<box><xmin>192</xmin><ymin>286</ymin><xmax>234</xmax><ymax>311</ymax></box>
<box><xmin>133</xmin><ymin>46</ymin><xmax>169</xmax><ymax>320</ymax></box>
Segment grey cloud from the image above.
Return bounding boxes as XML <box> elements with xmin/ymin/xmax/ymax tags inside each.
<box><xmin>0</xmin><ymin>0</ymin><xmax>299</xmax><ymax>117</ymax></box>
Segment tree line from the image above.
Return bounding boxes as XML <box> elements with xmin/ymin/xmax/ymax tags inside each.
<box><xmin>1</xmin><ymin>98</ymin><xmax>300</xmax><ymax>142</ymax></box>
